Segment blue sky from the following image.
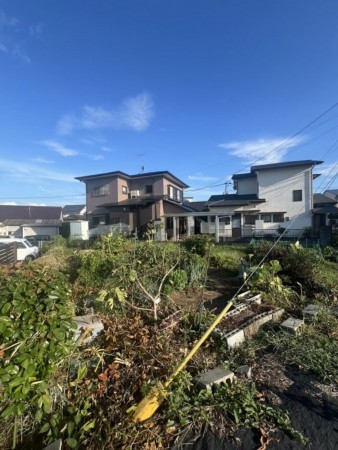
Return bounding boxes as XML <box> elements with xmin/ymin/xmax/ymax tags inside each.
<box><xmin>0</xmin><ymin>0</ymin><xmax>338</xmax><ymax>205</ymax></box>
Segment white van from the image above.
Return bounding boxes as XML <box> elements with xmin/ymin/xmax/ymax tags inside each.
<box><xmin>0</xmin><ymin>238</ymin><xmax>39</xmax><ymax>261</ymax></box>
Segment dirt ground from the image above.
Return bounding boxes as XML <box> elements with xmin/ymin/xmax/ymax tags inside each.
<box><xmin>172</xmin><ymin>269</ymin><xmax>338</xmax><ymax>450</ymax></box>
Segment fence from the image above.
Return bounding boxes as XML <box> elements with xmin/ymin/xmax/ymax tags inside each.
<box><xmin>0</xmin><ymin>242</ymin><xmax>17</xmax><ymax>265</ymax></box>
<box><xmin>87</xmin><ymin>223</ymin><xmax>129</xmax><ymax>238</ymax></box>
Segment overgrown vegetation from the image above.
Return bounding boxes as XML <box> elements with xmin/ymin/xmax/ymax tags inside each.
<box><xmin>1</xmin><ymin>234</ymin><xmax>337</xmax><ymax>448</ymax></box>
<box><xmin>0</xmin><ymin>266</ymin><xmax>76</xmax><ymax>448</ymax></box>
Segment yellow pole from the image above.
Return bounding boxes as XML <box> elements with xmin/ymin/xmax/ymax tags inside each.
<box><xmin>132</xmin><ymin>300</ymin><xmax>233</xmax><ymax>422</ymax></box>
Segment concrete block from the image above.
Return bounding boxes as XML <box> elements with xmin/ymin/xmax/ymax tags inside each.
<box><xmin>272</xmin><ymin>308</ymin><xmax>285</xmax><ymax>321</ymax></box>
<box><xmin>227</xmin><ymin>303</ymin><xmax>248</xmax><ymax>318</ymax></box>
<box><xmin>224</xmin><ymin>328</ymin><xmax>245</xmax><ymax>349</ymax></box>
<box><xmin>43</xmin><ymin>439</ymin><xmax>62</xmax><ymax>450</ymax></box>
<box><xmin>245</xmin><ymin>294</ymin><xmax>262</xmax><ymax>305</ymax></box>
<box><xmin>302</xmin><ymin>304</ymin><xmax>320</xmax><ymax>321</ymax></box>
<box><xmin>241</xmin><ymin>312</ymin><xmax>273</xmax><ymax>338</ymax></box>
<box><xmin>238</xmin><ymin>365</ymin><xmax>252</xmax><ymax>378</ymax></box>
<box><xmin>281</xmin><ymin>317</ymin><xmax>304</xmax><ymax>335</ymax></box>
<box><xmin>195</xmin><ymin>367</ymin><xmax>234</xmax><ymax>390</ymax></box>
<box><xmin>73</xmin><ymin>314</ymin><xmax>104</xmax><ymax>344</ymax></box>
<box><xmin>236</xmin><ymin>291</ymin><xmax>251</xmax><ymax>299</ymax></box>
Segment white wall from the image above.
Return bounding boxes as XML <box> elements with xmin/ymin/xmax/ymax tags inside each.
<box><xmin>70</xmin><ymin>221</ymin><xmax>89</xmax><ymax>240</ymax></box>
<box><xmin>237</xmin><ymin>177</ymin><xmax>258</xmax><ymax>195</ymax></box>
<box><xmin>256</xmin><ymin>166</ymin><xmax>313</xmax><ymax>228</ymax></box>
<box><xmin>22</xmin><ymin>226</ymin><xmax>60</xmax><ymax>237</ymax></box>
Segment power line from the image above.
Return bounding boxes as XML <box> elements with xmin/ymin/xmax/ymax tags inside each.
<box><xmin>186</xmin><ymin>102</ymin><xmax>338</xmax><ymax>194</ymax></box>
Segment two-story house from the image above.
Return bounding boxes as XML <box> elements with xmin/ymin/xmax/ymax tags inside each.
<box><xmin>75</xmin><ymin>170</ymin><xmax>190</xmax><ymax>236</ymax></box>
<box><xmin>164</xmin><ymin>160</ymin><xmax>323</xmax><ymax>241</ymax></box>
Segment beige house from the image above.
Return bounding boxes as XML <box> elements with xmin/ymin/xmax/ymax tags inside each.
<box><xmin>75</xmin><ymin>170</ymin><xmax>191</xmax><ymax>236</ymax></box>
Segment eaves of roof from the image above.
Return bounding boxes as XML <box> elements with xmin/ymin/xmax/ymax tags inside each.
<box><xmin>251</xmin><ymin>160</ymin><xmax>323</xmax><ymax>172</ymax></box>
<box><xmin>75</xmin><ymin>170</ymin><xmax>189</xmax><ymax>188</ymax></box>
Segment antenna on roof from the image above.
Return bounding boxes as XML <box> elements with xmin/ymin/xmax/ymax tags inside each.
<box><xmin>137</xmin><ymin>153</ymin><xmax>146</xmax><ymax>173</ymax></box>
<box><xmin>224</xmin><ymin>181</ymin><xmax>232</xmax><ymax>195</ymax></box>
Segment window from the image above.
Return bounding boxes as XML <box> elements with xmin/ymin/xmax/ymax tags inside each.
<box><xmin>272</xmin><ymin>213</ymin><xmax>284</xmax><ymax>223</ymax></box>
<box><xmin>261</xmin><ymin>214</ymin><xmax>272</xmax><ymax>223</ymax></box>
<box><xmin>92</xmin><ymin>184</ymin><xmax>109</xmax><ymax>197</ymax></box>
<box><xmin>244</xmin><ymin>215</ymin><xmax>259</xmax><ymax>225</ymax></box>
<box><xmin>122</xmin><ymin>185</ymin><xmax>128</xmax><ymax>194</ymax></box>
<box><xmin>176</xmin><ymin>189</ymin><xmax>182</xmax><ymax>202</ymax></box>
<box><xmin>293</xmin><ymin>190</ymin><xmax>302</xmax><ymax>202</ymax></box>
<box><xmin>16</xmin><ymin>242</ymin><xmax>26</xmax><ymax>249</ymax></box>
<box><xmin>92</xmin><ymin>215</ymin><xmax>107</xmax><ymax>226</ymax></box>
<box><xmin>168</xmin><ymin>185</ymin><xmax>174</xmax><ymax>199</ymax></box>
<box><xmin>219</xmin><ymin>216</ymin><xmax>231</xmax><ymax>225</ymax></box>
<box><xmin>145</xmin><ymin>185</ymin><xmax>153</xmax><ymax>194</ymax></box>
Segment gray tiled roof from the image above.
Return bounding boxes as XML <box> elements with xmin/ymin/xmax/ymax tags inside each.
<box><xmin>0</xmin><ymin>205</ymin><xmax>62</xmax><ymax>221</ymax></box>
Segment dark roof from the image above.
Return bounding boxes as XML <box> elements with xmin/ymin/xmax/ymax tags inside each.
<box><xmin>323</xmin><ymin>189</ymin><xmax>338</xmax><ymax>200</ymax></box>
<box><xmin>313</xmin><ymin>205</ymin><xmax>338</xmax><ymax>214</ymax></box>
<box><xmin>62</xmin><ymin>204</ymin><xmax>86</xmax><ymax>216</ymax></box>
<box><xmin>0</xmin><ymin>205</ymin><xmax>62</xmax><ymax>222</ymax></box>
<box><xmin>182</xmin><ymin>201</ymin><xmax>207</xmax><ymax>212</ymax></box>
<box><xmin>232</xmin><ymin>172</ymin><xmax>256</xmax><ymax>180</ymax></box>
<box><xmin>313</xmin><ymin>194</ymin><xmax>337</xmax><ymax>205</ymax></box>
<box><xmin>75</xmin><ymin>170</ymin><xmax>189</xmax><ymax>188</ymax></box>
<box><xmin>207</xmin><ymin>194</ymin><xmax>265</xmax><ymax>207</ymax></box>
<box><xmin>251</xmin><ymin>160</ymin><xmax>323</xmax><ymax>172</ymax></box>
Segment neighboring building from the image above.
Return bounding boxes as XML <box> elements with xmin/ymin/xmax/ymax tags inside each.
<box><xmin>62</xmin><ymin>204</ymin><xmax>86</xmax><ymax>221</ymax></box>
<box><xmin>164</xmin><ymin>160</ymin><xmax>323</xmax><ymax>241</ymax></box>
<box><xmin>323</xmin><ymin>189</ymin><xmax>338</xmax><ymax>202</ymax></box>
<box><xmin>0</xmin><ymin>205</ymin><xmax>62</xmax><ymax>237</ymax></box>
<box><xmin>313</xmin><ymin>192</ymin><xmax>338</xmax><ymax>235</ymax></box>
<box><xmin>75</xmin><ymin>170</ymin><xmax>190</xmax><ymax>236</ymax></box>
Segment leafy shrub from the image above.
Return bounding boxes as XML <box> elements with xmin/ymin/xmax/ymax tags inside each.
<box><xmin>182</xmin><ymin>253</ymin><xmax>208</xmax><ymax>288</ymax></box>
<box><xmin>249</xmin><ymin>260</ymin><xmax>296</xmax><ymax>307</ymax></box>
<box><xmin>0</xmin><ymin>266</ymin><xmax>76</xmax><ymax>448</ymax></box>
<box><xmin>164</xmin><ymin>269</ymin><xmax>188</xmax><ymax>293</ymax></box>
<box><xmin>323</xmin><ymin>246</ymin><xmax>338</xmax><ymax>262</ymax></box>
<box><xmin>248</xmin><ymin>241</ymin><xmax>322</xmax><ymax>293</ymax></box>
<box><xmin>166</xmin><ymin>374</ymin><xmax>306</xmax><ymax>443</ymax></box>
<box><xmin>210</xmin><ymin>245</ymin><xmax>246</xmax><ymax>274</ymax></box>
<box><xmin>181</xmin><ymin>235</ymin><xmax>214</xmax><ymax>257</ymax></box>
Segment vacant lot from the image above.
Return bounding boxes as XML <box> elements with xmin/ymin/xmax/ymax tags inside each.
<box><xmin>0</xmin><ymin>235</ymin><xmax>337</xmax><ymax>449</ymax></box>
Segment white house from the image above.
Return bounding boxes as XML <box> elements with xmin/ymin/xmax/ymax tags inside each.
<box><xmin>164</xmin><ymin>160</ymin><xmax>323</xmax><ymax>242</ymax></box>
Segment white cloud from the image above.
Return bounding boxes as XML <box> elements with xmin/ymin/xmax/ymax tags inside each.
<box><xmin>2</xmin><ymin>201</ymin><xmax>18</xmax><ymax>205</ymax></box>
<box><xmin>57</xmin><ymin>92</ymin><xmax>154</xmax><ymax>135</ymax></box>
<box><xmin>80</xmin><ymin>137</ymin><xmax>106</xmax><ymax>146</ymax></box>
<box><xmin>88</xmin><ymin>154</ymin><xmax>104</xmax><ymax>160</ymax></box>
<box><xmin>39</xmin><ymin>140</ymin><xmax>79</xmax><ymax>157</ymax></box>
<box><xmin>188</xmin><ymin>174</ymin><xmax>219</xmax><ymax>182</ymax></box>
<box><xmin>13</xmin><ymin>45</ymin><xmax>31</xmax><ymax>64</ymax></box>
<box><xmin>314</xmin><ymin>161</ymin><xmax>338</xmax><ymax>177</ymax></box>
<box><xmin>218</xmin><ymin>136</ymin><xmax>304</xmax><ymax>165</ymax></box>
<box><xmin>29</xmin><ymin>23</ymin><xmax>43</xmax><ymax>37</ymax></box>
<box><xmin>0</xmin><ymin>42</ymin><xmax>8</xmax><ymax>53</ymax></box>
<box><xmin>0</xmin><ymin>10</ymin><xmax>19</xmax><ymax>28</ymax></box>
<box><xmin>0</xmin><ymin>158</ymin><xmax>76</xmax><ymax>183</ymax></box>
<box><xmin>101</xmin><ymin>146</ymin><xmax>112</xmax><ymax>152</ymax></box>
<box><xmin>0</xmin><ymin>10</ymin><xmax>33</xmax><ymax>63</ymax></box>
<box><xmin>31</xmin><ymin>157</ymin><xmax>55</xmax><ymax>164</ymax></box>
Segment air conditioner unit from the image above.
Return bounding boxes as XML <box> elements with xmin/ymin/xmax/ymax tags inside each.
<box><xmin>130</xmin><ymin>190</ymin><xmax>140</xmax><ymax>198</ymax></box>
